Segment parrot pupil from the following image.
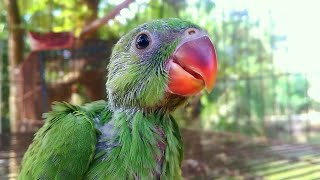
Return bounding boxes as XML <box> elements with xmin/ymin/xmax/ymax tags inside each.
<box><xmin>136</xmin><ymin>34</ymin><xmax>149</xmax><ymax>49</ymax></box>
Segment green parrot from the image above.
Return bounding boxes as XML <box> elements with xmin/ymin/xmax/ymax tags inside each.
<box><xmin>18</xmin><ymin>18</ymin><xmax>218</xmax><ymax>180</ymax></box>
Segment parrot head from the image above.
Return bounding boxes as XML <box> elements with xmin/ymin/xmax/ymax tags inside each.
<box><xmin>107</xmin><ymin>18</ymin><xmax>217</xmax><ymax>112</ymax></box>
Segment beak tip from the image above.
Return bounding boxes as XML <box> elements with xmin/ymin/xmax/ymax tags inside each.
<box><xmin>203</xmin><ymin>73</ymin><xmax>217</xmax><ymax>94</ymax></box>
<box><xmin>205</xmin><ymin>86</ymin><xmax>214</xmax><ymax>93</ymax></box>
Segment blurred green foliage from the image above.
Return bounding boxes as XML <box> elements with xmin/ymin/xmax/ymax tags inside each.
<box><xmin>18</xmin><ymin>0</ymin><xmax>90</xmax><ymax>35</ymax></box>
<box><xmin>0</xmin><ymin>0</ymin><xmax>312</xmax><ymax>135</ymax></box>
<box><xmin>0</xmin><ymin>3</ymin><xmax>8</xmax><ymax>39</ymax></box>
<box><xmin>177</xmin><ymin>1</ymin><xmax>310</xmax><ymax>135</ymax></box>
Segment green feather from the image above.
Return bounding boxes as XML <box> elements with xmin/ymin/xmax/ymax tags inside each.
<box><xmin>18</xmin><ymin>101</ymin><xmax>107</xmax><ymax>180</ymax></box>
<box><xmin>85</xmin><ymin>111</ymin><xmax>182</xmax><ymax>180</ymax></box>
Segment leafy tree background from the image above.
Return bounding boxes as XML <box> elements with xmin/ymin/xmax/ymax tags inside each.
<box><xmin>0</xmin><ymin>0</ymin><xmax>314</xmax><ymax>137</ymax></box>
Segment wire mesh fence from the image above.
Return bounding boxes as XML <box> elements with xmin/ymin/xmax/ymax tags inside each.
<box><xmin>210</xmin><ymin>72</ymin><xmax>320</xmax><ymax>143</ymax></box>
<box><xmin>1</xmin><ymin>38</ymin><xmax>320</xmax><ymax>141</ymax></box>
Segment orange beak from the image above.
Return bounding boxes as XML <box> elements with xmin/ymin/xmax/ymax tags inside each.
<box><xmin>166</xmin><ymin>35</ymin><xmax>218</xmax><ymax>96</ymax></box>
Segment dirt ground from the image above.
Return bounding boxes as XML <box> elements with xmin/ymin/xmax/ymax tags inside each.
<box><xmin>2</xmin><ymin>129</ymin><xmax>319</xmax><ymax>179</ymax></box>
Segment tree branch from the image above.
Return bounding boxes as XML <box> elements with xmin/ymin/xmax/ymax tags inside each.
<box><xmin>79</xmin><ymin>0</ymin><xmax>134</xmax><ymax>39</ymax></box>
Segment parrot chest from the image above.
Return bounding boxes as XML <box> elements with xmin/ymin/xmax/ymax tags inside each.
<box><xmin>88</xmin><ymin>113</ymin><xmax>166</xmax><ymax>179</ymax></box>
<box><xmin>95</xmin><ymin>119</ymin><xmax>166</xmax><ymax>162</ymax></box>
<box><xmin>95</xmin><ymin>119</ymin><xmax>119</xmax><ymax>160</ymax></box>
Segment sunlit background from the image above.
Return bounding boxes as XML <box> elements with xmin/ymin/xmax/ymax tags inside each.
<box><xmin>1</xmin><ymin>0</ymin><xmax>320</xmax><ymax>179</ymax></box>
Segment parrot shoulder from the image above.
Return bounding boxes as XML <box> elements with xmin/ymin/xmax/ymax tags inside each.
<box><xmin>18</xmin><ymin>100</ymin><xmax>110</xmax><ymax>179</ymax></box>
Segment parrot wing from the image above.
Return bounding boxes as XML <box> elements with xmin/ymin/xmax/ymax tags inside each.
<box><xmin>18</xmin><ymin>100</ymin><xmax>108</xmax><ymax>179</ymax></box>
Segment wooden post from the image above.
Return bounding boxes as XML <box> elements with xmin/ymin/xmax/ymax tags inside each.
<box><xmin>5</xmin><ymin>0</ymin><xmax>24</xmax><ymax>133</ymax></box>
<box><xmin>0</xmin><ymin>42</ymin><xmax>3</xmax><ymax>134</ymax></box>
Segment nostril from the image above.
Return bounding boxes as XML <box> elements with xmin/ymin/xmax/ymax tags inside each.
<box><xmin>185</xmin><ymin>28</ymin><xmax>198</xmax><ymax>36</ymax></box>
<box><xmin>188</xmin><ymin>29</ymin><xmax>196</xmax><ymax>35</ymax></box>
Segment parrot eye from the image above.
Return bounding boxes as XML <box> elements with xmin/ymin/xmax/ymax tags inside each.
<box><xmin>135</xmin><ymin>33</ymin><xmax>150</xmax><ymax>49</ymax></box>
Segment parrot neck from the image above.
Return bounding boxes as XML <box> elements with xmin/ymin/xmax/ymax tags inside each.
<box><xmin>93</xmin><ymin>108</ymin><xmax>183</xmax><ymax>179</ymax></box>
<box><xmin>107</xmin><ymin>93</ymin><xmax>188</xmax><ymax>115</ymax></box>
